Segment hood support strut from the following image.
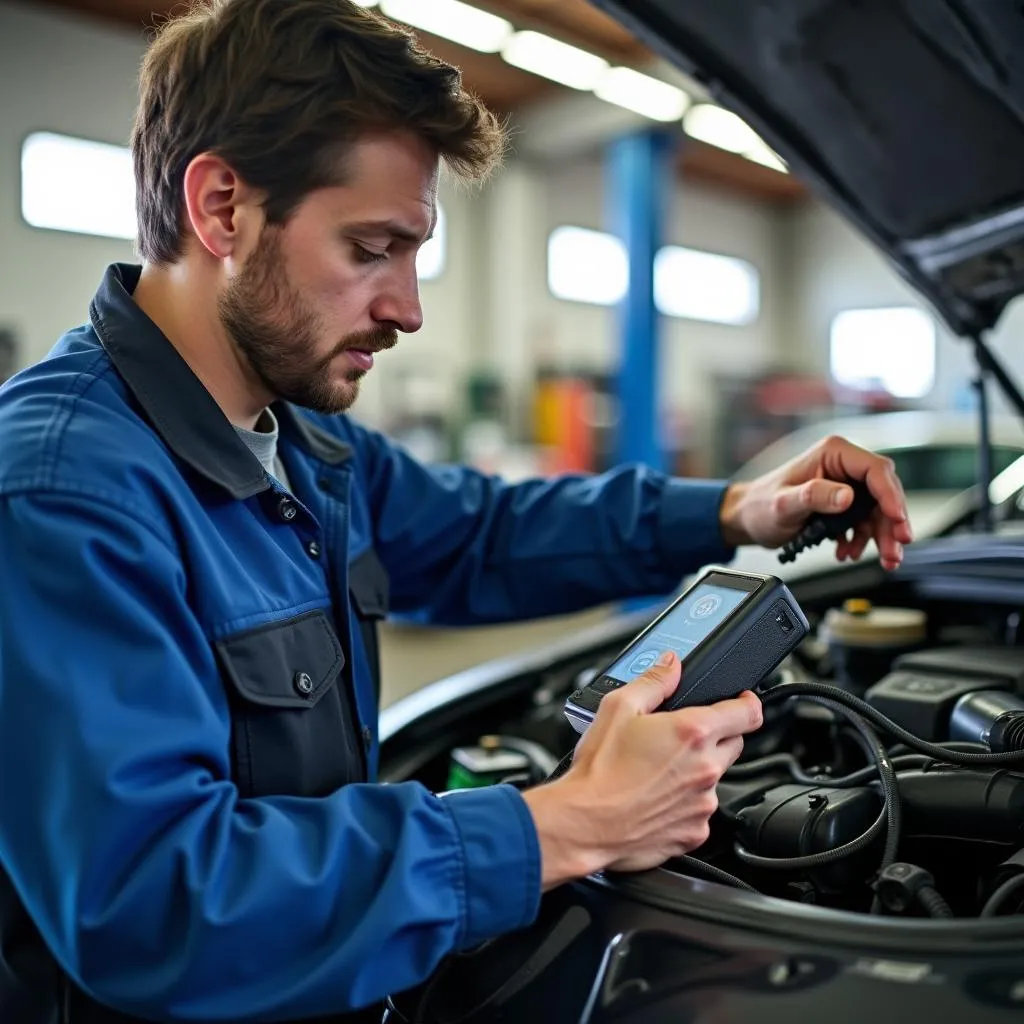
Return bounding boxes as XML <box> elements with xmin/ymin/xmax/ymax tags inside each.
<box><xmin>969</xmin><ymin>332</ymin><xmax>1024</xmax><ymax>532</ymax></box>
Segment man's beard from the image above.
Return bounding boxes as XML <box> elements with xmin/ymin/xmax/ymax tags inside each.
<box><xmin>218</xmin><ymin>228</ymin><xmax>397</xmax><ymax>415</ymax></box>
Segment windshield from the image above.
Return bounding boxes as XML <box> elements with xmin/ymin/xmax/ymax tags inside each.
<box><xmin>886</xmin><ymin>444</ymin><xmax>1024</xmax><ymax>492</ymax></box>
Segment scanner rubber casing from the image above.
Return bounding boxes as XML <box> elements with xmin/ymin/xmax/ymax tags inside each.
<box><xmin>564</xmin><ymin>568</ymin><xmax>809</xmax><ymax>735</ymax></box>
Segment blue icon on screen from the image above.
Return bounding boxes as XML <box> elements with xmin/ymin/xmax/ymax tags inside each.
<box><xmin>628</xmin><ymin>649</ymin><xmax>660</xmax><ymax>675</ymax></box>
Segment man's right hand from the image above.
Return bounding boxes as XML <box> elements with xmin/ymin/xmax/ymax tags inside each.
<box><xmin>522</xmin><ymin>649</ymin><xmax>763</xmax><ymax>889</ymax></box>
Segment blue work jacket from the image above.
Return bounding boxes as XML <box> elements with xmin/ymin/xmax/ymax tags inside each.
<box><xmin>0</xmin><ymin>263</ymin><xmax>734</xmax><ymax>1023</ymax></box>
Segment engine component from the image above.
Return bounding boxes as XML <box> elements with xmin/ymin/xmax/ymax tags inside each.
<box><xmin>777</xmin><ymin>478</ymin><xmax>877</xmax><ymax>564</ymax></box>
<box><xmin>897</xmin><ymin>766</ymin><xmax>1024</xmax><ymax>844</ymax></box>
<box><xmin>892</xmin><ymin>645</ymin><xmax>1024</xmax><ymax>689</ymax></box>
<box><xmin>950</xmin><ymin>690</ymin><xmax>1024</xmax><ymax>753</ymax></box>
<box><xmin>733</xmin><ymin>782</ymin><xmax>881</xmax><ymax>892</ymax></box>
<box><xmin>865</xmin><ymin>670</ymin><xmax>1010</xmax><ymax>742</ymax></box>
<box><xmin>870</xmin><ymin>862</ymin><xmax>953</xmax><ymax>918</ymax></box>
<box><xmin>822</xmin><ymin>600</ymin><xmax>927</xmax><ymax>693</ymax></box>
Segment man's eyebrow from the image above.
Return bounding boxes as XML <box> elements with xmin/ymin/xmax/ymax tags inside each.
<box><xmin>345</xmin><ymin>219</ymin><xmax>433</xmax><ymax>243</ymax></box>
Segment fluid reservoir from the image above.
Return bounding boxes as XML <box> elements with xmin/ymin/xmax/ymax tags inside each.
<box><xmin>822</xmin><ymin>599</ymin><xmax>927</xmax><ymax>693</ymax></box>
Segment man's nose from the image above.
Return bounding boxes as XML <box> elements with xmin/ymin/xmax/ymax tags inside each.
<box><xmin>371</xmin><ymin>271</ymin><xmax>423</xmax><ymax>335</ymax></box>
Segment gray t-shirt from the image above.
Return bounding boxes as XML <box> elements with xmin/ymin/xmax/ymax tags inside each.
<box><xmin>234</xmin><ymin>408</ymin><xmax>290</xmax><ymax>489</ymax></box>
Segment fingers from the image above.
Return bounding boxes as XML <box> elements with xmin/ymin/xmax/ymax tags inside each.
<box><xmin>771</xmin><ymin>477</ymin><xmax>849</xmax><ymax>526</ymax></box>
<box><xmin>714</xmin><ymin>734</ymin><xmax>745</xmax><ymax>772</ymax></box>
<box><xmin>612</xmin><ymin>649</ymin><xmax>682</xmax><ymax>715</ymax></box>
<box><xmin>869</xmin><ymin>504</ymin><xmax>904</xmax><ymax>570</ymax></box>
<box><xmin>673</xmin><ymin>690</ymin><xmax>763</xmax><ymax>745</ymax></box>
<box><xmin>785</xmin><ymin>437</ymin><xmax>913</xmax><ymax>568</ymax></box>
<box><xmin>838</xmin><ymin>518</ymin><xmax>873</xmax><ymax>561</ymax></box>
<box><xmin>818</xmin><ymin>436</ymin><xmax>912</xmax><ymax>533</ymax></box>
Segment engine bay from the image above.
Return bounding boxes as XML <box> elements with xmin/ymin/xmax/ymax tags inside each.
<box><xmin>385</xmin><ymin>569</ymin><xmax>1024</xmax><ymax>923</ymax></box>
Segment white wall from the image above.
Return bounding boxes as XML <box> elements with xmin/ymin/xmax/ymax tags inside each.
<box><xmin>791</xmin><ymin>200</ymin><xmax>1024</xmax><ymax>416</ymax></box>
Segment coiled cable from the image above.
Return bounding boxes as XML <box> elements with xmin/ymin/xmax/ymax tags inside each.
<box><xmin>733</xmin><ymin>695</ymin><xmax>901</xmax><ymax>873</ymax></box>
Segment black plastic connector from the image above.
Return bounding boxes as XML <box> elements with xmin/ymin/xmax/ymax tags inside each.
<box><xmin>778</xmin><ymin>478</ymin><xmax>877</xmax><ymax>564</ymax></box>
<box><xmin>870</xmin><ymin>862</ymin><xmax>953</xmax><ymax>917</ymax></box>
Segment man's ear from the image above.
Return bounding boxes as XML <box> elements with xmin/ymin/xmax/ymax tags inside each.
<box><xmin>181</xmin><ymin>153</ymin><xmax>262</xmax><ymax>261</ymax></box>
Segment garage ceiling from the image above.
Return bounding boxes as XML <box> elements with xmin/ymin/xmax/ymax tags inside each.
<box><xmin>35</xmin><ymin>0</ymin><xmax>807</xmax><ymax>204</ymax></box>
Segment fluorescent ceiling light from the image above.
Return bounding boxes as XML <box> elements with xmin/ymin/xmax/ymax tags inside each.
<box><xmin>683</xmin><ymin>103</ymin><xmax>761</xmax><ymax>154</ymax></box>
<box><xmin>744</xmin><ymin>140</ymin><xmax>788</xmax><ymax>173</ymax></box>
<box><xmin>594</xmin><ymin>67</ymin><xmax>689</xmax><ymax>122</ymax></box>
<box><xmin>502</xmin><ymin>30</ymin><xmax>608</xmax><ymax>90</ymax></box>
<box><xmin>379</xmin><ymin>0</ymin><xmax>512</xmax><ymax>53</ymax></box>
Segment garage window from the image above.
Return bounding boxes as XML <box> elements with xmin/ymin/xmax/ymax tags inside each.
<box><xmin>654</xmin><ymin>245</ymin><xmax>759</xmax><ymax>325</ymax></box>
<box><xmin>830</xmin><ymin>307</ymin><xmax>936</xmax><ymax>399</ymax></box>
<box><xmin>547</xmin><ymin>225</ymin><xmax>760</xmax><ymax>324</ymax></box>
<box><xmin>21</xmin><ymin>131</ymin><xmax>136</xmax><ymax>240</ymax></box>
<box><xmin>547</xmin><ymin>226</ymin><xmax>628</xmax><ymax>306</ymax></box>
<box><xmin>416</xmin><ymin>202</ymin><xmax>446</xmax><ymax>281</ymax></box>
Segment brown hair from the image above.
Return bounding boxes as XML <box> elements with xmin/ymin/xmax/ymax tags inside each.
<box><xmin>131</xmin><ymin>0</ymin><xmax>505</xmax><ymax>264</ymax></box>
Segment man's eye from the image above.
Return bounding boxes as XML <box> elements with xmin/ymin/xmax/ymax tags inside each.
<box><xmin>355</xmin><ymin>244</ymin><xmax>388</xmax><ymax>265</ymax></box>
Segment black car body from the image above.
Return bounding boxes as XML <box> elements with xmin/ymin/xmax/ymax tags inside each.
<box><xmin>382</xmin><ymin>4</ymin><xmax>1024</xmax><ymax>1021</ymax></box>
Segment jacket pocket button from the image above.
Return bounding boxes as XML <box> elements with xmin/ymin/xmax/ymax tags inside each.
<box><xmin>306</xmin><ymin>539</ymin><xmax>322</xmax><ymax>559</ymax></box>
<box><xmin>294</xmin><ymin>671</ymin><xmax>314</xmax><ymax>696</ymax></box>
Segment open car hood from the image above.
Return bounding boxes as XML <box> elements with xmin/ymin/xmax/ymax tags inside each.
<box><xmin>590</xmin><ymin>0</ymin><xmax>1024</xmax><ymax>339</ymax></box>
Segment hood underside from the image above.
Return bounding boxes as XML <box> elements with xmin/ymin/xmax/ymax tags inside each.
<box><xmin>591</xmin><ymin>0</ymin><xmax>1024</xmax><ymax>338</ymax></box>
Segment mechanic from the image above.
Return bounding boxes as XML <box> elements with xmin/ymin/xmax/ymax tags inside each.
<box><xmin>0</xmin><ymin>1</ymin><xmax>914</xmax><ymax>1022</ymax></box>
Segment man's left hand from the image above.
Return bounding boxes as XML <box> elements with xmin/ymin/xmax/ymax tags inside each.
<box><xmin>718</xmin><ymin>434</ymin><xmax>913</xmax><ymax>571</ymax></box>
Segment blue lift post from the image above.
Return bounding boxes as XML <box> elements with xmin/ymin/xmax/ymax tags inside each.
<box><xmin>605</xmin><ymin>129</ymin><xmax>677</xmax><ymax>613</ymax></box>
<box><xmin>605</xmin><ymin>128</ymin><xmax>676</xmax><ymax>472</ymax></box>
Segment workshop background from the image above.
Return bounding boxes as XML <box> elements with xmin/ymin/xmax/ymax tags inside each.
<box><xmin>2</xmin><ymin>0</ymin><xmax>1021</xmax><ymax>705</ymax></box>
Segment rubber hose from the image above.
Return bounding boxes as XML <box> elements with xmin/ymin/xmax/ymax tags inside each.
<box><xmin>918</xmin><ymin>886</ymin><xmax>954</xmax><ymax>919</ymax></box>
<box><xmin>981</xmin><ymin>873</ymin><xmax>1024</xmax><ymax>917</ymax></box>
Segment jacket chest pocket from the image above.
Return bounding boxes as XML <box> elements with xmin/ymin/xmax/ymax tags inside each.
<box><xmin>215</xmin><ymin>610</ymin><xmax>363</xmax><ymax>799</ymax></box>
<box><xmin>348</xmin><ymin>547</ymin><xmax>390</xmax><ymax>706</ymax></box>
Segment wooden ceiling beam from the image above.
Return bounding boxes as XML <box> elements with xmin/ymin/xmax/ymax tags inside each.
<box><xmin>473</xmin><ymin>0</ymin><xmax>650</xmax><ymax>63</ymax></box>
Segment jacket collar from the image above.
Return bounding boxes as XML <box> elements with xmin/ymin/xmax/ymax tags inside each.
<box><xmin>89</xmin><ymin>263</ymin><xmax>351</xmax><ymax>499</ymax></box>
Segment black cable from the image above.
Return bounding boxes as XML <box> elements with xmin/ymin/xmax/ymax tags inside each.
<box><xmin>734</xmin><ymin>696</ymin><xmax>901</xmax><ymax>874</ymax></box>
<box><xmin>735</xmin><ymin>800</ymin><xmax>887</xmax><ymax>870</ymax></box>
<box><xmin>760</xmin><ymin>682</ymin><xmax>1024</xmax><ymax>765</ymax></box>
<box><xmin>980</xmin><ymin>873</ymin><xmax>1024</xmax><ymax>917</ymax></box>
<box><xmin>888</xmin><ymin>741</ymin><xmax>988</xmax><ymax>757</ymax></box>
<box><xmin>665</xmin><ymin>856</ymin><xmax>760</xmax><ymax>893</ymax></box>
<box><xmin>545</xmin><ymin>748</ymin><xmax>574</xmax><ymax>783</ymax></box>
